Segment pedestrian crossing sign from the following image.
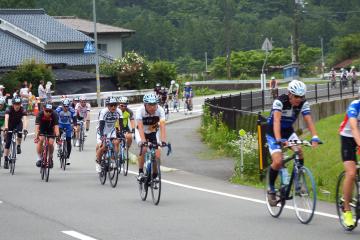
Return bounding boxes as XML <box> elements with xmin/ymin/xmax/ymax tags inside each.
<box><xmin>84</xmin><ymin>41</ymin><xmax>95</xmax><ymax>54</ymax></box>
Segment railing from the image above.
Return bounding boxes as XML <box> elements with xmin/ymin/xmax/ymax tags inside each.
<box><xmin>204</xmin><ymin>80</ymin><xmax>359</xmax><ymax>132</ymax></box>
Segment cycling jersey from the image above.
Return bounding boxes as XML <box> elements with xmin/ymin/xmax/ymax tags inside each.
<box><xmin>121</xmin><ymin>108</ymin><xmax>134</xmax><ymax>129</ymax></box>
<box><xmin>75</xmin><ymin>102</ymin><xmax>91</xmax><ymax>120</ymax></box>
<box><xmin>56</xmin><ymin>106</ymin><xmax>76</xmax><ymax>125</ymax></box>
<box><xmin>339</xmin><ymin>100</ymin><xmax>360</xmax><ymax>138</ymax></box>
<box><xmin>266</xmin><ymin>94</ymin><xmax>310</xmax><ymax>136</ymax></box>
<box><xmin>6</xmin><ymin>106</ymin><xmax>27</xmax><ymax>130</ymax></box>
<box><xmin>0</xmin><ymin>104</ymin><xmax>7</xmax><ymax>127</ymax></box>
<box><xmin>135</xmin><ymin>105</ymin><xmax>165</xmax><ymax>134</ymax></box>
<box><xmin>35</xmin><ymin>110</ymin><xmax>59</xmax><ymax>135</ymax></box>
<box><xmin>169</xmin><ymin>83</ymin><xmax>179</xmax><ymax>95</ymax></box>
<box><xmin>97</xmin><ymin>108</ymin><xmax>122</xmax><ymax>136</ymax></box>
<box><xmin>184</xmin><ymin>86</ymin><xmax>193</xmax><ymax>98</ymax></box>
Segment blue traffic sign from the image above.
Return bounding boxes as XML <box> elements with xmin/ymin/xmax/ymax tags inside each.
<box><xmin>84</xmin><ymin>41</ymin><xmax>95</xmax><ymax>54</ymax></box>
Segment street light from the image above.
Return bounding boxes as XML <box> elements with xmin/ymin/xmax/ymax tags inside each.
<box><xmin>93</xmin><ymin>0</ymin><xmax>101</xmax><ymax>107</ymax></box>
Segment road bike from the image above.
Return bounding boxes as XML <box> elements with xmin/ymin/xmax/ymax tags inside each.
<box><xmin>7</xmin><ymin>129</ymin><xmax>26</xmax><ymax>175</ymax></box>
<box><xmin>138</xmin><ymin>142</ymin><xmax>172</xmax><ymax>205</ymax></box>
<box><xmin>0</xmin><ymin>129</ymin><xmax>4</xmax><ymax>167</ymax></box>
<box><xmin>336</xmin><ymin>162</ymin><xmax>360</xmax><ymax>231</ymax></box>
<box><xmin>168</xmin><ymin>94</ymin><xmax>179</xmax><ymax>113</ymax></box>
<box><xmin>99</xmin><ymin>136</ymin><xmax>119</xmax><ymax>187</ymax></box>
<box><xmin>39</xmin><ymin>134</ymin><xmax>55</xmax><ymax>182</ymax></box>
<box><xmin>183</xmin><ymin>97</ymin><xmax>193</xmax><ymax>115</ymax></box>
<box><xmin>78</xmin><ymin>120</ymin><xmax>86</xmax><ymax>151</ymax></box>
<box><xmin>118</xmin><ymin>132</ymin><xmax>129</xmax><ymax>176</ymax></box>
<box><xmin>58</xmin><ymin>128</ymin><xmax>68</xmax><ymax>170</ymax></box>
<box><xmin>265</xmin><ymin>139</ymin><xmax>318</xmax><ymax>224</ymax></box>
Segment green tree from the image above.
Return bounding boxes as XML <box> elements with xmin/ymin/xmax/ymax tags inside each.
<box><xmin>148</xmin><ymin>61</ymin><xmax>177</xmax><ymax>87</ymax></box>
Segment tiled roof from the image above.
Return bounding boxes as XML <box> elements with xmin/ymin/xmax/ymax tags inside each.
<box><xmin>53</xmin><ymin>69</ymin><xmax>110</xmax><ymax>81</ymax></box>
<box><xmin>0</xmin><ymin>29</ymin><xmax>109</xmax><ymax>68</ymax></box>
<box><xmin>55</xmin><ymin>16</ymin><xmax>135</xmax><ymax>35</ymax></box>
<box><xmin>0</xmin><ymin>9</ymin><xmax>93</xmax><ymax>43</ymax></box>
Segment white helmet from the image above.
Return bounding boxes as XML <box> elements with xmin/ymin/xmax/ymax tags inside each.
<box><xmin>62</xmin><ymin>98</ymin><xmax>71</xmax><ymax>107</ymax></box>
<box><xmin>118</xmin><ymin>96</ymin><xmax>129</xmax><ymax>104</ymax></box>
<box><xmin>171</xmin><ymin>80</ymin><xmax>175</xmax><ymax>85</ymax></box>
<box><xmin>0</xmin><ymin>85</ymin><xmax>4</xmax><ymax>89</ymax></box>
<box><xmin>271</xmin><ymin>76</ymin><xmax>275</xmax><ymax>80</ymax></box>
<box><xmin>79</xmin><ymin>96</ymin><xmax>87</xmax><ymax>101</ymax></box>
<box><xmin>288</xmin><ymin>80</ymin><xmax>306</xmax><ymax>96</ymax></box>
<box><xmin>185</xmin><ymin>82</ymin><xmax>190</xmax><ymax>86</ymax></box>
<box><xmin>0</xmin><ymin>96</ymin><xmax>5</xmax><ymax>104</ymax></box>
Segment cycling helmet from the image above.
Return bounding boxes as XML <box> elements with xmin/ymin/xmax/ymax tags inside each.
<box><xmin>271</xmin><ymin>76</ymin><xmax>275</xmax><ymax>80</ymax></box>
<box><xmin>185</xmin><ymin>82</ymin><xmax>190</xmax><ymax>86</ymax></box>
<box><xmin>107</xmin><ymin>97</ymin><xmax>117</xmax><ymax>105</ymax></box>
<box><xmin>62</xmin><ymin>98</ymin><xmax>70</xmax><ymax>107</ymax></box>
<box><xmin>156</xmin><ymin>83</ymin><xmax>161</xmax><ymax>87</ymax></box>
<box><xmin>288</xmin><ymin>80</ymin><xmax>306</xmax><ymax>97</ymax></box>
<box><xmin>118</xmin><ymin>96</ymin><xmax>129</xmax><ymax>104</ymax></box>
<box><xmin>73</xmin><ymin>97</ymin><xmax>79</xmax><ymax>101</ymax></box>
<box><xmin>44</xmin><ymin>102</ymin><xmax>53</xmax><ymax>110</ymax></box>
<box><xmin>0</xmin><ymin>97</ymin><xmax>5</xmax><ymax>105</ymax></box>
<box><xmin>12</xmin><ymin>97</ymin><xmax>21</xmax><ymax>104</ymax></box>
<box><xmin>0</xmin><ymin>85</ymin><xmax>4</xmax><ymax>89</ymax></box>
<box><xmin>161</xmin><ymin>87</ymin><xmax>165</xmax><ymax>91</ymax></box>
<box><xmin>170</xmin><ymin>80</ymin><xmax>175</xmax><ymax>85</ymax></box>
<box><xmin>143</xmin><ymin>93</ymin><xmax>158</xmax><ymax>104</ymax></box>
<box><xmin>79</xmin><ymin>96</ymin><xmax>86</xmax><ymax>101</ymax></box>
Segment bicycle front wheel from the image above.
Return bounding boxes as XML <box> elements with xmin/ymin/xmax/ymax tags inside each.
<box><xmin>150</xmin><ymin>159</ymin><xmax>162</xmax><ymax>205</ymax></box>
<box><xmin>62</xmin><ymin>143</ymin><xmax>67</xmax><ymax>171</ymax></box>
<box><xmin>264</xmin><ymin>167</ymin><xmax>285</xmax><ymax>218</ymax></box>
<box><xmin>108</xmin><ymin>160</ymin><xmax>119</xmax><ymax>188</ymax></box>
<box><xmin>336</xmin><ymin>171</ymin><xmax>358</xmax><ymax>231</ymax></box>
<box><xmin>293</xmin><ymin>166</ymin><xmax>317</xmax><ymax>224</ymax></box>
<box><xmin>123</xmin><ymin>147</ymin><xmax>129</xmax><ymax>176</ymax></box>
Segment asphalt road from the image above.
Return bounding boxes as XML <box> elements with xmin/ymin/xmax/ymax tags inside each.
<box><xmin>0</xmin><ymin>97</ymin><xmax>357</xmax><ymax>240</ymax></box>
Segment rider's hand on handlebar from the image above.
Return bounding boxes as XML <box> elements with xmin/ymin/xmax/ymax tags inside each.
<box><xmin>310</xmin><ymin>136</ymin><xmax>321</xmax><ymax>148</ymax></box>
<box><xmin>276</xmin><ymin>139</ymin><xmax>288</xmax><ymax>147</ymax></box>
<box><xmin>161</xmin><ymin>141</ymin><xmax>167</xmax><ymax>147</ymax></box>
<box><xmin>23</xmin><ymin>129</ymin><xmax>28</xmax><ymax>135</ymax></box>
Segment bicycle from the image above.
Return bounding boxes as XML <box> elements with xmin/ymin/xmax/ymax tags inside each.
<box><xmin>6</xmin><ymin>129</ymin><xmax>26</xmax><ymax>175</ymax></box>
<box><xmin>99</xmin><ymin>136</ymin><xmax>119</xmax><ymax>187</ymax></box>
<box><xmin>39</xmin><ymin>134</ymin><xmax>55</xmax><ymax>182</ymax></box>
<box><xmin>168</xmin><ymin>94</ymin><xmax>179</xmax><ymax>113</ymax></box>
<box><xmin>118</xmin><ymin>131</ymin><xmax>129</xmax><ymax>176</ymax></box>
<box><xmin>0</xmin><ymin>129</ymin><xmax>4</xmax><ymax>167</ymax></box>
<box><xmin>336</xmin><ymin>161</ymin><xmax>360</xmax><ymax>231</ymax></box>
<box><xmin>183</xmin><ymin>97</ymin><xmax>193</xmax><ymax>115</ymax></box>
<box><xmin>58</xmin><ymin>128</ymin><xmax>68</xmax><ymax>170</ymax></box>
<box><xmin>78</xmin><ymin>120</ymin><xmax>86</xmax><ymax>152</ymax></box>
<box><xmin>138</xmin><ymin>142</ymin><xmax>172</xmax><ymax>205</ymax></box>
<box><xmin>265</xmin><ymin>139</ymin><xmax>319</xmax><ymax>224</ymax></box>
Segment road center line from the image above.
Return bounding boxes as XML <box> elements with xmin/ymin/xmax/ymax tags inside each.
<box><xmin>128</xmin><ymin>170</ymin><xmax>338</xmax><ymax>220</ymax></box>
<box><xmin>62</xmin><ymin>231</ymin><xmax>97</xmax><ymax>240</ymax></box>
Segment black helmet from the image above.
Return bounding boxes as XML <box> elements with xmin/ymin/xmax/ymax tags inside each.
<box><xmin>12</xmin><ymin>97</ymin><xmax>21</xmax><ymax>104</ymax></box>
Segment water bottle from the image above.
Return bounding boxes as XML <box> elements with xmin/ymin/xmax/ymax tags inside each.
<box><xmin>280</xmin><ymin>167</ymin><xmax>289</xmax><ymax>186</ymax></box>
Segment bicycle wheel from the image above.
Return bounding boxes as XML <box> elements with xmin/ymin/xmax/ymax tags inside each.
<box><xmin>108</xmin><ymin>159</ymin><xmax>119</xmax><ymax>188</ymax></box>
<box><xmin>139</xmin><ymin>162</ymin><xmax>149</xmax><ymax>201</ymax></box>
<box><xmin>123</xmin><ymin>146</ymin><xmax>129</xmax><ymax>176</ymax></box>
<box><xmin>150</xmin><ymin>159</ymin><xmax>162</xmax><ymax>205</ymax></box>
<box><xmin>293</xmin><ymin>166</ymin><xmax>317</xmax><ymax>224</ymax></box>
<box><xmin>9</xmin><ymin>142</ymin><xmax>16</xmax><ymax>175</ymax></box>
<box><xmin>99</xmin><ymin>159</ymin><xmax>107</xmax><ymax>185</ymax></box>
<box><xmin>336</xmin><ymin>171</ymin><xmax>358</xmax><ymax>231</ymax></box>
<box><xmin>40</xmin><ymin>166</ymin><xmax>45</xmax><ymax>180</ymax></box>
<box><xmin>264</xmin><ymin>167</ymin><xmax>285</xmax><ymax>218</ymax></box>
<box><xmin>62</xmin><ymin>142</ymin><xmax>67</xmax><ymax>171</ymax></box>
<box><xmin>80</xmin><ymin>129</ymin><xmax>85</xmax><ymax>151</ymax></box>
<box><xmin>79</xmin><ymin>128</ymin><xmax>84</xmax><ymax>152</ymax></box>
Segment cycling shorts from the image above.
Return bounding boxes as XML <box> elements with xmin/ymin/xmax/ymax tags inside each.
<box><xmin>266</xmin><ymin>132</ymin><xmax>299</xmax><ymax>155</ymax></box>
<box><xmin>59</xmin><ymin>124</ymin><xmax>72</xmax><ymax>138</ymax></box>
<box><xmin>135</xmin><ymin>130</ymin><xmax>159</xmax><ymax>146</ymax></box>
<box><xmin>97</xmin><ymin>129</ymin><xmax>117</xmax><ymax>144</ymax></box>
<box><xmin>341</xmin><ymin>135</ymin><xmax>357</xmax><ymax>162</ymax></box>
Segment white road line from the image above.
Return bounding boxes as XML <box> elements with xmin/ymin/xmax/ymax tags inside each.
<box><xmin>62</xmin><ymin>231</ymin><xmax>97</xmax><ymax>240</ymax></box>
<box><xmin>128</xmin><ymin>170</ymin><xmax>338</xmax><ymax>220</ymax></box>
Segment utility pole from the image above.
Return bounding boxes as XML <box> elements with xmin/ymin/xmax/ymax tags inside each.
<box><xmin>93</xmin><ymin>0</ymin><xmax>101</xmax><ymax>107</ymax></box>
<box><xmin>293</xmin><ymin>0</ymin><xmax>300</xmax><ymax>64</ymax></box>
<box><xmin>320</xmin><ymin>36</ymin><xmax>325</xmax><ymax>79</ymax></box>
<box><xmin>224</xmin><ymin>0</ymin><xmax>231</xmax><ymax>80</ymax></box>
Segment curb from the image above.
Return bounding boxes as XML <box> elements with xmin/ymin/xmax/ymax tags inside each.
<box><xmin>166</xmin><ymin>113</ymin><xmax>203</xmax><ymax>125</ymax></box>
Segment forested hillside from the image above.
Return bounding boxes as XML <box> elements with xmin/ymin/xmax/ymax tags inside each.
<box><xmin>1</xmin><ymin>0</ymin><xmax>360</xmax><ymax>74</ymax></box>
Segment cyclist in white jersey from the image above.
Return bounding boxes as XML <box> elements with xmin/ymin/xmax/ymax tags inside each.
<box><xmin>75</xmin><ymin>96</ymin><xmax>91</xmax><ymax>146</ymax></box>
<box><xmin>95</xmin><ymin>97</ymin><xmax>122</xmax><ymax>172</ymax></box>
<box><xmin>135</xmin><ymin>93</ymin><xmax>167</xmax><ymax>180</ymax></box>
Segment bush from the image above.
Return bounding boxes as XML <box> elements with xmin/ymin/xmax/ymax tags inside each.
<box><xmin>148</xmin><ymin>61</ymin><xmax>177</xmax><ymax>87</ymax></box>
<box><xmin>0</xmin><ymin>59</ymin><xmax>54</xmax><ymax>95</ymax></box>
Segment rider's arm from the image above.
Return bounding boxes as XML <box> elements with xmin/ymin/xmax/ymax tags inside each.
<box><xmin>159</xmin><ymin>108</ymin><xmax>166</xmax><ymax>142</ymax></box>
<box><xmin>349</xmin><ymin>118</ymin><xmax>360</xmax><ymax>146</ymax></box>
<box><xmin>137</xmin><ymin>120</ymin><xmax>146</xmax><ymax>143</ymax></box>
<box><xmin>22</xmin><ymin>115</ymin><xmax>28</xmax><ymax>130</ymax></box>
<box><xmin>4</xmin><ymin>113</ymin><xmax>9</xmax><ymax>129</ymax></box>
<box><xmin>273</xmin><ymin>111</ymin><xmax>282</xmax><ymax>141</ymax></box>
<box><xmin>303</xmin><ymin>114</ymin><xmax>318</xmax><ymax>138</ymax></box>
<box><xmin>54</xmin><ymin>125</ymin><xmax>60</xmax><ymax>137</ymax></box>
<box><xmin>99</xmin><ymin>120</ymin><xmax>105</xmax><ymax>136</ymax></box>
<box><xmin>35</xmin><ymin>124</ymin><xmax>40</xmax><ymax>138</ymax></box>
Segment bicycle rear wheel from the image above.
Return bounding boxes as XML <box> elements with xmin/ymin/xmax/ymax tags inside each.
<box><xmin>108</xmin><ymin>160</ymin><xmax>119</xmax><ymax>188</ymax></box>
<box><xmin>264</xmin><ymin>167</ymin><xmax>285</xmax><ymax>218</ymax></box>
<box><xmin>79</xmin><ymin>128</ymin><xmax>84</xmax><ymax>152</ymax></box>
<box><xmin>293</xmin><ymin>166</ymin><xmax>317</xmax><ymax>224</ymax></box>
<box><xmin>336</xmin><ymin>171</ymin><xmax>358</xmax><ymax>231</ymax></box>
<box><xmin>150</xmin><ymin>159</ymin><xmax>161</xmax><ymax>205</ymax></box>
<box><xmin>139</xmin><ymin>166</ymin><xmax>149</xmax><ymax>201</ymax></box>
<box><xmin>99</xmin><ymin>159</ymin><xmax>107</xmax><ymax>185</ymax></box>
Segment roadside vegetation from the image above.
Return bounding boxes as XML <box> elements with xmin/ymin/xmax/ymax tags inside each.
<box><xmin>201</xmin><ymin>108</ymin><xmax>347</xmax><ymax>202</ymax></box>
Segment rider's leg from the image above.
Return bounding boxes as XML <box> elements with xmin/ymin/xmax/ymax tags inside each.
<box><xmin>343</xmin><ymin>161</ymin><xmax>357</xmax><ymax>211</ymax></box>
<box><xmin>126</xmin><ymin>132</ymin><xmax>132</xmax><ymax>147</ymax></box>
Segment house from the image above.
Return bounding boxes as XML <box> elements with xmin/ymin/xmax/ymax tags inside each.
<box><xmin>0</xmin><ymin>9</ymin><xmax>117</xmax><ymax>94</ymax></box>
<box><xmin>55</xmin><ymin>16</ymin><xmax>135</xmax><ymax>59</ymax></box>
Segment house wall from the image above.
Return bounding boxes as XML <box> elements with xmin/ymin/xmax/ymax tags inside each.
<box><xmin>98</xmin><ymin>34</ymin><xmax>123</xmax><ymax>59</ymax></box>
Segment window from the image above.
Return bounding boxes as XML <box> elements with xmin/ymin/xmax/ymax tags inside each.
<box><xmin>98</xmin><ymin>43</ymin><xmax>107</xmax><ymax>52</ymax></box>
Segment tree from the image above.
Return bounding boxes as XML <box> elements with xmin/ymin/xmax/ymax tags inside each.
<box><xmin>148</xmin><ymin>61</ymin><xmax>177</xmax><ymax>87</ymax></box>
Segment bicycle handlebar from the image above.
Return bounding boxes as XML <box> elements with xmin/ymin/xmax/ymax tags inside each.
<box><xmin>280</xmin><ymin>139</ymin><xmax>323</xmax><ymax>149</ymax></box>
<box><xmin>139</xmin><ymin>142</ymin><xmax>172</xmax><ymax>156</ymax></box>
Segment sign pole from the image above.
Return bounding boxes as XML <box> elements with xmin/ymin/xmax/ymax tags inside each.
<box><xmin>93</xmin><ymin>0</ymin><xmax>101</xmax><ymax>107</ymax></box>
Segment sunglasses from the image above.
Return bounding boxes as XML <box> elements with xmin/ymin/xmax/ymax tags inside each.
<box><xmin>119</xmin><ymin>104</ymin><xmax>127</xmax><ymax>108</ymax></box>
<box><xmin>45</xmin><ymin>110</ymin><xmax>53</xmax><ymax>113</ymax></box>
<box><xmin>293</xmin><ymin>95</ymin><xmax>304</xmax><ymax>99</ymax></box>
<box><xmin>109</xmin><ymin>104</ymin><xmax>117</xmax><ymax>107</ymax></box>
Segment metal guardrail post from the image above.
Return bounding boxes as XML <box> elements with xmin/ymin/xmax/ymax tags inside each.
<box><xmin>239</xmin><ymin>92</ymin><xmax>242</xmax><ymax>110</ymax></box>
<box><xmin>327</xmin><ymin>82</ymin><xmax>330</xmax><ymax>101</ymax></box>
<box><xmin>250</xmin><ymin>91</ymin><xmax>253</xmax><ymax>112</ymax></box>
<box><xmin>261</xmin><ymin>90</ymin><xmax>265</xmax><ymax>111</ymax></box>
<box><xmin>233</xmin><ymin>107</ymin><xmax>237</xmax><ymax>130</ymax></box>
<box><xmin>315</xmin><ymin>84</ymin><xmax>318</xmax><ymax>103</ymax></box>
<box><xmin>352</xmin><ymin>82</ymin><xmax>355</xmax><ymax>96</ymax></box>
<box><xmin>340</xmin><ymin>84</ymin><xmax>342</xmax><ymax>99</ymax></box>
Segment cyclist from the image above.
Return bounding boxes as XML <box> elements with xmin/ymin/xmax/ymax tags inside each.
<box><xmin>341</xmin><ymin>68</ymin><xmax>349</xmax><ymax>89</ymax></box>
<box><xmin>154</xmin><ymin>83</ymin><xmax>161</xmax><ymax>97</ymax></box>
<box><xmin>116</xmin><ymin>96</ymin><xmax>135</xmax><ymax>148</ymax></box>
<box><xmin>75</xmin><ymin>96</ymin><xmax>91</xmax><ymax>147</ymax></box>
<box><xmin>183</xmin><ymin>82</ymin><xmax>193</xmax><ymax>111</ymax></box>
<box><xmin>337</xmin><ymin>97</ymin><xmax>360</xmax><ymax>227</ymax></box>
<box><xmin>34</xmin><ymin>102</ymin><xmax>59</xmax><ymax>168</ymax></box>
<box><xmin>95</xmin><ymin>97</ymin><xmax>122</xmax><ymax>173</ymax></box>
<box><xmin>71</xmin><ymin>97</ymin><xmax>79</xmax><ymax>109</ymax></box>
<box><xmin>3</xmin><ymin>97</ymin><xmax>28</xmax><ymax>169</ymax></box>
<box><xmin>168</xmin><ymin>80</ymin><xmax>179</xmax><ymax>111</ymax></box>
<box><xmin>265</xmin><ymin>80</ymin><xmax>320</xmax><ymax>206</ymax></box>
<box><xmin>0</xmin><ymin>97</ymin><xmax>7</xmax><ymax>167</ymax></box>
<box><xmin>350</xmin><ymin>66</ymin><xmax>357</xmax><ymax>86</ymax></box>
<box><xmin>135</xmin><ymin>93</ymin><xmax>167</xmax><ymax>181</ymax></box>
<box><xmin>269</xmin><ymin>76</ymin><xmax>279</xmax><ymax>99</ymax></box>
<box><xmin>56</xmin><ymin>98</ymin><xmax>77</xmax><ymax>165</ymax></box>
<box><xmin>330</xmin><ymin>68</ymin><xmax>337</xmax><ymax>88</ymax></box>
